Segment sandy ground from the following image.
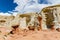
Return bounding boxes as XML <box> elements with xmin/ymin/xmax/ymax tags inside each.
<box><xmin>0</xmin><ymin>27</ymin><xmax>60</xmax><ymax>40</ymax></box>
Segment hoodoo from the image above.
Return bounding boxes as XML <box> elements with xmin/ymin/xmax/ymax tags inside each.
<box><xmin>41</xmin><ymin>5</ymin><xmax>60</xmax><ymax>30</ymax></box>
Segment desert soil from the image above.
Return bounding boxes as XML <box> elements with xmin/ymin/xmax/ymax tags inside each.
<box><xmin>0</xmin><ymin>27</ymin><xmax>60</xmax><ymax>40</ymax></box>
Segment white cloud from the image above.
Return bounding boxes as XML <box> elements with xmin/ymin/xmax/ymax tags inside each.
<box><xmin>14</xmin><ymin>0</ymin><xmax>30</xmax><ymax>13</ymax></box>
<box><xmin>14</xmin><ymin>0</ymin><xmax>60</xmax><ymax>13</ymax></box>
<box><xmin>14</xmin><ymin>0</ymin><xmax>51</xmax><ymax>13</ymax></box>
<box><xmin>23</xmin><ymin>4</ymin><xmax>50</xmax><ymax>13</ymax></box>
<box><xmin>0</xmin><ymin>11</ymin><xmax>19</xmax><ymax>16</ymax></box>
<box><xmin>0</xmin><ymin>12</ymin><xmax>11</xmax><ymax>16</ymax></box>
<box><xmin>1</xmin><ymin>0</ymin><xmax>60</xmax><ymax>15</ymax></box>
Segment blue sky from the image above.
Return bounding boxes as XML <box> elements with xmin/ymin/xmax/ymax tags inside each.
<box><xmin>38</xmin><ymin>0</ymin><xmax>49</xmax><ymax>4</ymax></box>
<box><xmin>0</xmin><ymin>0</ymin><xmax>60</xmax><ymax>13</ymax></box>
<box><xmin>0</xmin><ymin>0</ymin><xmax>17</xmax><ymax>13</ymax></box>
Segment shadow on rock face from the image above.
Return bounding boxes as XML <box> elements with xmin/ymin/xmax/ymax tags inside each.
<box><xmin>56</xmin><ymin>28</ymin><xmax>60</xmax><ymax>32</ymax></box>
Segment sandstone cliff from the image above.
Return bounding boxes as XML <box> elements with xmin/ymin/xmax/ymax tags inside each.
<box><xmin>0</xmin><ymin>5</ymin><xmax>60</xmax><ymax>33</ymax></box>
<box><xmin>0</xmin><ymin>12</ymin><xmax>42</xmax><ymax>32</ymax></box>
<box><xmin>41</xmin><ymin>5</ymin><xmax>60</xmax><ymax>30</ymax></box>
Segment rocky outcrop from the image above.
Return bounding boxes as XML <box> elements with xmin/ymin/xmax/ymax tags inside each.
<box><xmin>0</xmin><ymin>5</ymin><xmax>60</xmax><ymax>32</ymax></box>
<box><xmin>40</xmin><ymin>5</ymin><xmax>60</xmax><ymax>30</ymax></box>
<box><xmin>0</xmin><ymin>12</ymin><xmax>42</xmax><ymax>32</ymax></box>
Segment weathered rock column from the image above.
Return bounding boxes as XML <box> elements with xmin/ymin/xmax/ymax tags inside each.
<box><xmin>53</xmin><ymin>7</ymin><xmax>60</xmax><ymax>29</ymax></box>
<box><xmin>56</xmin><ymin>7</ymin><xmax>60</xmax><ymax>23</ymax></box>
<box><xmin>56</xmin><ymin>7</ymin><xmax>60</xmax><ymax>28</ymax></box>
<box><xmin>41</xmin><ymin>12</ymin><xmax>47</xmax><ymax>30</ymax></box>
<box><xmin>19</xmin><ymin>17</ymin><xmax>28</xmax><ymax>30</ymax></box>
<box><xmin>53</xmin><ymin>8</ymin><xmax>58</xmax><ymax>29</ymax></box>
